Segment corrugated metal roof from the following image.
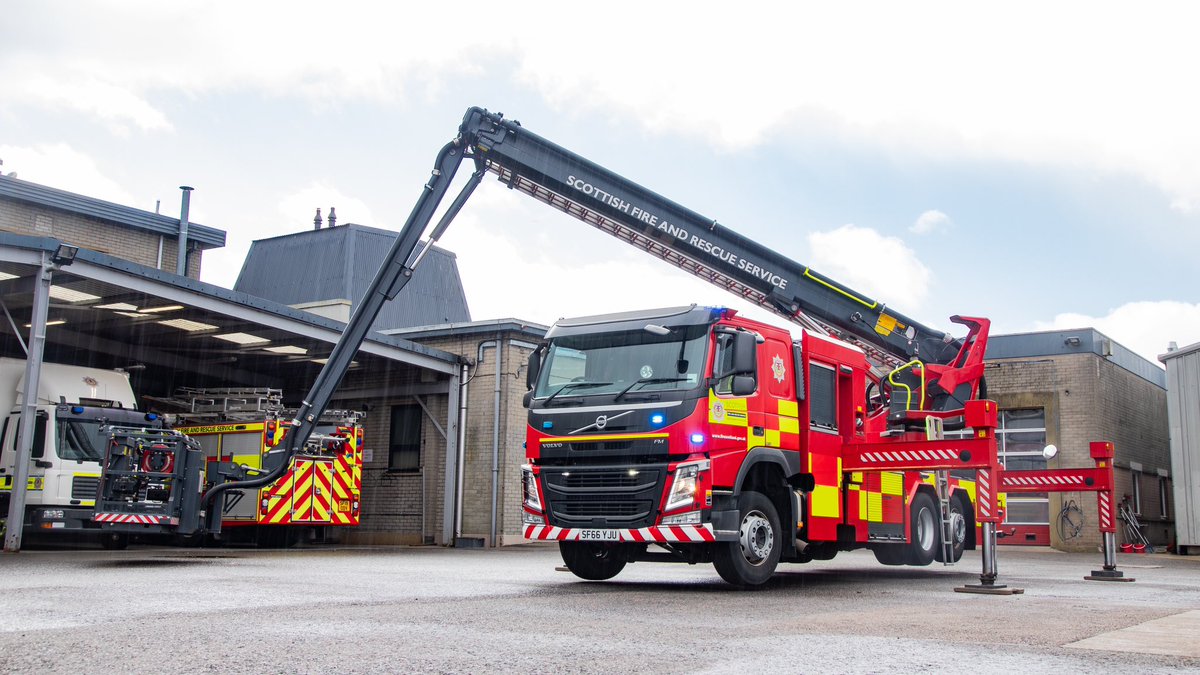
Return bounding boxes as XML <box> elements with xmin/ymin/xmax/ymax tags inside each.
<box><xmin>233</xmin><ymin>224</ymin><xmax>471</xmax><ymax>332</ymax></box>
<box><xmin>988</xmin><ymin>328</ymin><xmax>1166</xmax><ymax>389</ymax></box>
<box><xmin>0</xmin><ymin>176</ymin><xmax>226</xmax><ymax>248</ymax></box>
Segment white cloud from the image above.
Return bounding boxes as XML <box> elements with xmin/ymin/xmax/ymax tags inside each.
<box><xmin>911</xmin><ymin>209</ymin><xmax>951</xmax><ymax>235</ymax></box>
<box><xmin>807</xmin><ymin>224</ymin><xmax>931</xmax><ymax>310</ymax></box>
<box><xmin>0</xmin><ymin>143</ymin><xmax>136</xmax><ymax>205</ymax></box>
<box><xmin>6</xmin><ymin>3</ymin><xmax>1200</xmax><ymax>209</ymax></box>
<box><xmin>1034</xmin><ymin>301</ymin><xmax>1200</xmax><ymax>364</ymax></box>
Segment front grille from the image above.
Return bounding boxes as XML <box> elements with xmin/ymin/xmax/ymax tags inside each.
<box><xmin>541</xmin><ymin>464</ymin><xmax>666</xmax><ymax>528</ymax></box>
<box><xmin>553</xmin><ymin>501</ymin><xmax>651</xmax><ymax>521</ymax></box>
<box><xmin>539</xmin><ymin>437</ymin><xmax>670</xmax><ymax>463</ymax></box>
<box><xmin>558</xmin><ymin>472</ymin><xmax>649</xmax><ymax>491</ymax></box>
<box><xmin>72</xmin><ymin>476</ymin><xmax>100</xmax><ymax>501</ymax></box>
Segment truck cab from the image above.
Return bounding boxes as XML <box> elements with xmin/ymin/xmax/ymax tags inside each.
<box><xmin>0</xmin><ymin>358</ymin><xmax>161</xmax><ymax>544</ymax></box>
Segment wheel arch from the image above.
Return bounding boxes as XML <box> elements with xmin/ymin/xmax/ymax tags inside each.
<box><xmin>733</xmin><ymin>448</ymin><xmax>800</xmax><ymax>555</ymax></box>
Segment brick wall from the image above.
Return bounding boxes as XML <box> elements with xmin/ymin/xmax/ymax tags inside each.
<box><xmin>0</xmin><ymin>199</ymin><xmax>202</xmax><ymax>278</ymax></box>
<box><xmin>986</xmin><ymin>353</ymin><xmax>1171</xmax><ymax>551</ymax></box>
<box><xmin>328</xmin><ymin>329</ymin><xmax>536</xmax><ymax>547</ymax></box>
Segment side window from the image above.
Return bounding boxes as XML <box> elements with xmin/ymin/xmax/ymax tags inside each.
<box><xmin>712</xmin><ymin>333</ymin><xmax>736</xmax><ymax>395</ymax></box>
<box><xmin>809</xmin><ymin>364</ymin><xmax>836</xmax><ymax>431</ymax></box>
<box><xmin>9</xmin><ymin>413</ymin><xmax>49</xmax><ymax>459</ymax></box>
<box><xmin>712</xmin><ymin>332</ymin><xmax>756</xmax><ymax>395</ymax></box>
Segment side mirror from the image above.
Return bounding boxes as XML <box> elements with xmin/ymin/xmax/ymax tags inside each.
<box><xmin>732</xmin><ymin>331</ymin><xmax>756</xmax><ymax>375</ymax></box>
<box><xmin>731</xmin><ymin>375</ymin><xmax>756</xmax><ymax>397</ymax></box>
<box><xmin>525</xmin><ymin>349</ymin><xmax>542</xmax><ymax>390</ymax></box>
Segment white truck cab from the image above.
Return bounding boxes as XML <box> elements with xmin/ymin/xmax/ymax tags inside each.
<box><xmin>0</xmin><ymin>358</ymin><xmax>159</xmax><ymax>543</ymax></box>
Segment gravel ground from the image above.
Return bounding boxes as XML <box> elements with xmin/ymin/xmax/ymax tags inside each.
<box><xmin>1</xmin><ymin>543</ymin><xmax>1197</xmax><ymax>673</ymax></box>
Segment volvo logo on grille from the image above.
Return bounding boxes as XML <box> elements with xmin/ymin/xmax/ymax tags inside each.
<box><xmin>595</xmin><ymin>415</ymin><xmax>608</xmax><ymax>430</ymax></box>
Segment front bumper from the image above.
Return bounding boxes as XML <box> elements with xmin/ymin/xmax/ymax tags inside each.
<box><xmin>524</xmin><ymin>522</ymin><xmax>722</xmax><ymax>543</ymax></box>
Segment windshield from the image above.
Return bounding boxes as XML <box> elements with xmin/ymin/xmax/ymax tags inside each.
<box><xmin>535</xmin><ymin>324</ymin><xmax>709</xmax><ymax>401</ymax></box>
<box><xmin>56</xmin><ymin>418</ymin><xmax>111</xmax><ymax>462</ymax></box>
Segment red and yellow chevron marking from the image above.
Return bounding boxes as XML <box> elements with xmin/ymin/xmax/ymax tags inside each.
<box><xmin>331</xmin><ymin>448</ymin><xmax>360</xmax><ymax>525</ymax></box>
<box><xmin>293</xmin><ymin>459</ymin><xmax>333</xmax><ymax>523</ymax></box>
<box><xmin>261</xmin><ymin>464</ymin><xmax>301</xmax><ymax>525</ymax></box>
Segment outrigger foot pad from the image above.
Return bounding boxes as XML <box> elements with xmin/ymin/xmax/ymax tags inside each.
<box><xmin>954</xmin><ymin>583</ymin><xmax>1025</xmax><ymax>595</ymax></box>
<box><xmin>1085</xmin><ymin>569</ymin><xmax>1135</xmax><ymax>582</ymax></box>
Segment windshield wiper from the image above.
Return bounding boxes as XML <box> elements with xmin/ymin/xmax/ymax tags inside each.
<box><xmin>613</xmin><ymin>377</ymin><xmax>689</xmax><ymax>402</ymax></box>
<box><xmin>543</xmin><ymin>381</ymin><xmax>613</xmax><ymax>407</ymax></box>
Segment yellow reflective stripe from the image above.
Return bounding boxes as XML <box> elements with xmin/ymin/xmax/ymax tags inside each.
<box><xmin>867</xmin><ymin>491</ymin><xmax>883</xmax><ymax>522</ymax></box>
<box><xmin>779</xmin><ymin>417</ymin><xmax>800</xmax><ymax>435</ymax></box>
<box><xmin>778</xmin><ymin>400</ymin><xmax>798</xmax><ymax>418</ymax></box>
<box><xmin>231</xmin><ymin>454</ymin><xmax>261</xmax><ymax>468</ymax></box>
<box><xmin>176</xmin><ymin>423</ymin><xmax>267</xmax><ymax>434</ymax></box>
<box><xmin>803</xmin><ymin>268</ymin><xmax>877</xmax><ymax>309</ymax></box>
<box><xmin>541</xmin><ymin>433</ymin><xmax>668</xmax><ymax>444</ymax></box>
<box><xmin>881</xmin><ymin>472</ymin><xmax>904</xmax><ymax>496</ymax></box>
<box><xmin>811</xmin><ymin>485</ymin><xmax>840</xmax><ymax>518</ymax></box>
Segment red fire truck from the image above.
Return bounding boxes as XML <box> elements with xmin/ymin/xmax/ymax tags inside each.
<box><xmin>128</xmin><ymin>106</ymin><xmax>1121</xmax><ymax>588</ymax></box>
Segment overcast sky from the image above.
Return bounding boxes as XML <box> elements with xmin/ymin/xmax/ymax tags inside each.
<box><xmin>2</xmin><ymin>2</ymin><xmax>1198</xmax><ymax>365</ymax></box>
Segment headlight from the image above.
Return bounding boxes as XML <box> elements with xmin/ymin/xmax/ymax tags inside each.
<box><xmin>522</xmin><ymin>466</ymin><xmax>542</xmax><ymax>511</ymax></box>
<box><xmin>665</xmin><ymin>462</ymin><xmax>704</xmax><ymax>512</ymax></box>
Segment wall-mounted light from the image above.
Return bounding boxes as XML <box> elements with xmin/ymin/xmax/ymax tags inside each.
<box><xmin>51</xmin><ymin>244</ymin><xmax>79</xmax><ymax>266</ymax></box>
<box><xmin>1064</xmin><ymin>336</ymin><xmax>1082</xmax><ymax>347</ymax></box>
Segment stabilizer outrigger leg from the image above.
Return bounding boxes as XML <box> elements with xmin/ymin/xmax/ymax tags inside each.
<box><xmin>954</xmin><ymin>465</ymin><xmax>1024</xmax><ymax>595</ymax></box>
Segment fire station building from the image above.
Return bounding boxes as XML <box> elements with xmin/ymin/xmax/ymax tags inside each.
<box><xmin>0</xmin><ymin>174</ymin><xmax>1178</xmax><ymax>553</ymax></box>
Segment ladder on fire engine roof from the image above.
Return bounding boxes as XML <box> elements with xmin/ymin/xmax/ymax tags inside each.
<box><xmin>925</xmin><ymin>416</ymin><xmax>957</xmax><ymax>566</ymax></box>
<box><xmin>145</xmin><ymin>387</ymin><xmax>284</xmax><ymax>418</ymax></box>
<box><xmin>146</xmin><ymin>387</ymin><xmax>365</xmax><ymax>426</ymax></box>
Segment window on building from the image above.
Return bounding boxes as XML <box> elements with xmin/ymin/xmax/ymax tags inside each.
<box><xmin>1159</xmin><ymin>476</ymin><xmax>1169</xmax><ymax>519</ymax></box>
<box><xmin>947</xmin><ymin>408</ymin><xmax>1049</xmax><ymax>525</ymax></box>
<box><xmin>389</xmin><ymin>405</ymin><xmax>421</xmax><ymax>471</ymax></box>
<box><xmin>1131</xmin><ymin>471</ymin><xmax>1142</xmax><ymax>516</ymax></box>
<box><xmin>996</xmin><ymin>409</ymin><xmax>1049</xmax><ymax>525</ymax></box>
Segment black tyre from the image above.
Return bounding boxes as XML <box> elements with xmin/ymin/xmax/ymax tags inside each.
<box><xmin>907</xmin><ymin>492</ymin><xmax>938</xmax><ymax>566</ymax></box>
<box><xmin>100</xmin><ymin>532</ymin><xmax>129</xmax><ymax>550</ymax></box>
<box><xmin>713</xmin><ymin>491</ymin><xmax>781</xmax><ymax>587</ymax></box>
<box><xmin>559</xmin><ymin>541</ymin><xmax>628</xmax><ymax>581</ymax></box>
<box><xmin>934</xmin><ymin>495</ymin><xmax>968</xmax><ymax>563</ymax></box>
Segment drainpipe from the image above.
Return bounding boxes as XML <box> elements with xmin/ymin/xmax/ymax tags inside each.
<box><xmin>490</xmin><ymin>333</ymin><xmax>502</xmax><ymax>547</ymax></box>
<box><xmin>176</xmin><ymin>186</ymin><xmax>193</xmax><ymax>276</ymax></box>
<box><xmin>454</xmin><ymin>363</ymin><xmax>469</xmax><ymax>539</ymax></box>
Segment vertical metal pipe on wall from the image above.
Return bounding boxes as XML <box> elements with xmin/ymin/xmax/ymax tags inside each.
<box><xmin>490</xmin><ymin>333</ymin><xmax>502</xmax><ymax>547</ymax></box>
<box><xmin>176</xmin><ymin>186</ymin><xmax>193</xmax><ymax>276</ymax></box>
<box><xmin>454</xmin><ymin>363</ymin><xmax>468</xmax><ymax>540</ymax></box>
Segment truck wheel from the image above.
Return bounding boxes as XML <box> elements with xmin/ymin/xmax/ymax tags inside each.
<box><xmin>907</xmin><ymin>492</ymin><xmax>938</xmax><ymax>566</ymax></box>
<box><xmin>933</xmin><ymin>496</ymin><xmax>967</xmax><ymax>563</ymax></box>
<box><xmin>713</xmin><ymin>491</ymin><xmax>780</xmax><ymax>587</ymax></box>
<box><xmin>100</xmin><ymin>532</ymin><xmax>129</xmax><ymax>550</ymax></box>
<box><xmin>559</xmin><ymin>541</ymin><xmax>627</xmax><ymax>581</ymax></box>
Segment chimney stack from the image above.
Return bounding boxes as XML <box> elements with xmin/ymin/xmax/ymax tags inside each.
<box><xmin>313</xmin><ymin>208</ymin><xmax>323</xmax><ymax>230</ymax></box>
<box><xmin>328</xmin><ymin>207</ymin><xmax>337</xmax><ymax>228</ymax></box>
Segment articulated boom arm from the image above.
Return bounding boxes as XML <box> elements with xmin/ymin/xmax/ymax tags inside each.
<box><xmin>204</xmin><ymin>105</ymin><xmax>989</xmax><ymax>525</ymax></box>
<box><xmin>457</xmin><ymin>107</ymin><xmax>969</xmax><ymax>370</ymax></box>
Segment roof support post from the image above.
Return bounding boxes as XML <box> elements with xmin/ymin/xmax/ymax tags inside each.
<box><xmin>4</xmin><ymin>251</ymin><xmax>54</xmax><ymax>553</ymax></box>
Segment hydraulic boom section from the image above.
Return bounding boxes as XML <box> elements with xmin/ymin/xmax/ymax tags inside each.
<box><xmin>456</xmin><ymin>107</ymin><xmax>989</xmax><ymax>415</ymax></box>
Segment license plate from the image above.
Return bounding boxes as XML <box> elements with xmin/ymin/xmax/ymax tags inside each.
<box><xmin>576</xmin><ymin>529</ymin><xmax>620</xmax><ymax>542</ymax></box>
